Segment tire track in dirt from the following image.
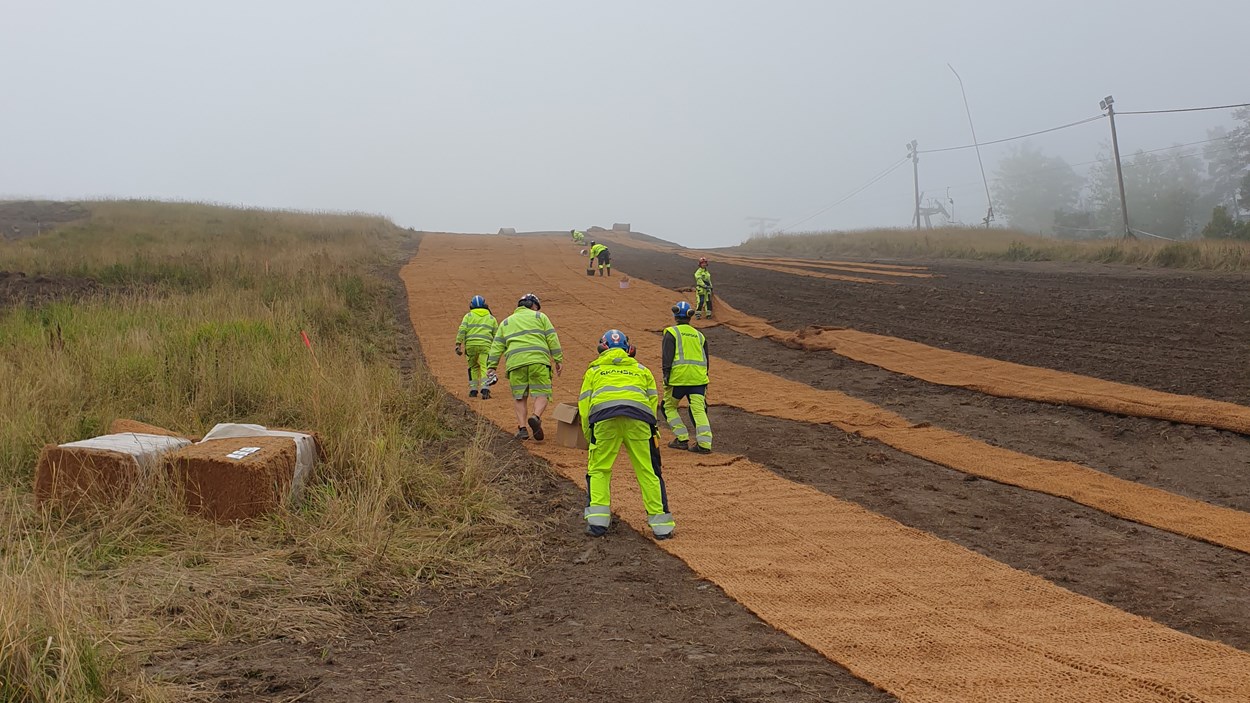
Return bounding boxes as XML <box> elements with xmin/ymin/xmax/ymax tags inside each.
<box><xmin>403</xmin><ymin>233</ymin><xmax>1250</xmax><ymax>702</ymax></box>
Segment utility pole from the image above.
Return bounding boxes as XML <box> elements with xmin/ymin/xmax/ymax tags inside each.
<box><xmin>948</xmin><ymin>64</ymin><xmax>993</xmax><ymax>228</ymax></box>
<box><xmin>907</xmin><ymin>140</ymin><xmax>920</xmax><ymax>230</ymax></box>
<box><xmin>1100</xmin><ymin>95</ymin><xmax>1134</xmax><ymax>239</ymax></box>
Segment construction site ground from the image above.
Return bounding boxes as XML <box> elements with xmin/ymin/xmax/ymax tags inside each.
<box><xmin>199</xmin><ymin>233</ymin><xmax>1250</xmax><ymax>701</ymax></box>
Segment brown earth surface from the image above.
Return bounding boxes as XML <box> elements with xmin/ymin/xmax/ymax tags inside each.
<box><xmin>0</xmin><ymin>270</ymin><xmax>98</xmax><ymax>306</ymax></box>
<box><xmin>169</xmin><ymin>417</ymin><xmax>894</xmax><ymax>703</ymax></box>
<box><xmin>166</xmin><ymin>233</ymin><xmax>1250</xmax><ymax>701</ymax></box>
<box><xmin>609</xmin><ymin>240</ymin><xmax>1250</xmax><ymax>402</ymax></box>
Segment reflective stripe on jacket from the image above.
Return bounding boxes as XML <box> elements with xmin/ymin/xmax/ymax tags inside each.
<box><xmin>589</xmin><ymin>243</ymin><xmax>607</xmax><ymax>259</ymax></box>
<box><xmin>695</xmin><ymin>267</ymin><xmax>712</xmax><ymax>291</ymax></box>
<box><xmin>662</xmin><ymin>324</ymin><xmax>709</xmax><ymax>386</ymax></box>
<box><xmin>488</xmin><ymin>307</ymin><xmax>563</xmax><ymax>370</ymax></box>
<box><xmin>456</xmin><ymin>308</ymin><xmax>498</xmax><ymax>347</ymax></box>
<box><xmin>578</xmin><ymin>348</ymin><xmax>660</xmax><ymax>437</ymax></box>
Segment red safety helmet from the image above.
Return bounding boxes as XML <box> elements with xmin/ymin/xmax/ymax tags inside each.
<box><xmin>698</xmin><ymin>257</ymin><xmax>708</xmax><ymax>266</ymax></box>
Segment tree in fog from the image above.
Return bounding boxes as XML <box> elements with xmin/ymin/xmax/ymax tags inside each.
<box><xmin>1090</xmin><ymin>149</ymin><xmax>1205</xmax><ymax>238</ymax></box>
<box><xmin>992</xmin><ymin>144</ymin><xmax>1084</xmax><ymax>234</ymax></box>
<box><xmin>1204</xmin><ymin>108</ymin><xmax>1250</xmax><ymax>219</ymax></box>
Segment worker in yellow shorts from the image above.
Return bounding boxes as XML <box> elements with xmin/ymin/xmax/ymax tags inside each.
<box><xmin>694</xmin><ymin>257</ymin><xmax>713</xmax><ymax>319</ymax></box>
<box><xmin>578</xmin><ymin>329</ymin><xmax>674</xmax><ymax>539</ymax></box>
<box><xmin>454</xmin><ymin>295</ymin><xmax>498</xmax><ymax>400</ymax></box>
<box><xmin>662</xmin><ymin>301</ymin><xmax>712</xmax><ymax>453</ymax></box>
<box><xmin>487</xmin><ymin>293</ymin><xmax>563</xmax><ymax>440</ymax></box>
<box><xmin>588</xmin><ymin>241</ymin><xmax>611</xmax><ymax>276</ymax></box>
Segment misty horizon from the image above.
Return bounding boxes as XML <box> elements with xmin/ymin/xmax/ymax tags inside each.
<box><xmin>2</xmin><ymin>1</ymin><xmax>1246</xmax><ymax>246</ymax></box>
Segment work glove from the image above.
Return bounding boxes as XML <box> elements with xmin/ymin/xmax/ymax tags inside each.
<box><xmin>454</xmin><ymin>344</ymin><xmax>462</xmax><ymax>356</ymax></box>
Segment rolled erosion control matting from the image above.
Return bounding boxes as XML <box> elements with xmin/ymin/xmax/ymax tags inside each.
<box><xmin>597</xmin><ymin>231</ymin><xmax>929</xmax><ymax>282</ymax></box>
<box><xmin>711</xmin><ymin>297</ymin><xmax>1250</xmax><ymax>437</ymax></box>
<box><xmin>428</xmin><ymin>232</ymin><xmax>1250</xmax><ymax>555</ymax></box>
<box><xmin>167</xmin><ymin>435</ymin><xmax>297</xmax><ymax>522</ymax></box>
<box><xmin>402</xmin><ymin>232</ymin><xmax>1250</xmax><ymax>702</ymax></box>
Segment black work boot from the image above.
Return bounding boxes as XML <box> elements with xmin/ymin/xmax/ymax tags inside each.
<box><xmin>480</xmin><ymin>388</ymin><xmax>491</xmax><ymax>400</ymax></box>
<box><xmin>668</xmin><ymin>437</ymin><xmax>689</xmax><ymax>450</ymax></box>
<box><xmin>586</xmin><ymin>524</ymin><xmax>608</xmax><ymax>537</ymax></box>
<box><xmin>691</xmin><ymin>445</ymin><xmax>712</xmax><ymax>454</ymax></box>
<box><xmin>527</xmin><ymin>415</ymin><xmax>545</xmax><ymax>441</ymax></box>
<box><xmin>469</xmin><ymin>390</ymin><xmax>478</xmax><ymax>398</ymax></box>
<box><xmin>514</xmin><ymin>426</ymin><xmax>529</xmax><ymax>440</ymax></box>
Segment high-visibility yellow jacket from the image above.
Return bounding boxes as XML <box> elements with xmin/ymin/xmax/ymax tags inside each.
<box><xmin>455</xmin><ymin>308</ymin><xmax>498</xmax><ymax>350</ymax></box>
<box><xmin>661</xmin><ymin>324</ymin><xmax>709</xmax><ymax>387</ymax></box>
<box><xmin>589</xmin><ymin>243</ymin><xmax>607</xmax><ymax>259</ymax></box>
<box><xmin>487</xmin><ymin>307</ymin><xmax>563</xmax><ymax>371</ymax></box>
<box><xmin>695</xmin><ymin>266</ymin><xmax>712</xmax><ymax>291</ymax></box>
<box><xmin>578</xmin><ymin>348</ymin><xmax>660</xmax><ymax>438</ymax></box>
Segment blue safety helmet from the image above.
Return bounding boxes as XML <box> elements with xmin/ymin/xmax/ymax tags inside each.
<box><xmin>671</xmin><ymin>301</ymin><xmax>694</xmax><ymax>319</ymax></box>
<box><xmin>469</xmin><ymin>295</ymin><xmax>487</xmax><ymax>310</ymax></box>
<box><xmin>597</xmin><ymin>329</ymin><xmax>636</xmax><ymax>357</ymax></box>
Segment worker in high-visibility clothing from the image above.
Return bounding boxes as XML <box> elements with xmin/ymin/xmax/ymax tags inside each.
<box><xmin>694</xmin><ymin>257</ymin><xmax>713</xmax><ymax>319</ymax></box>
<box><xmin>570</xmin><ymin>229</ymin><xmax>586</xmax><ymax>245</ymax></box>
<box><xmin>588</xmin><ymin>241</ymin><xmax>611</xmax><ymax>276</ymax></box>
<box><xmin>578</xmin><ymin>329</ymin><xmax>674</xmax><ymax>539</ymax></box>
<box><xmin>454</xmin><ymin>295</ymin><xmax>498</xmax><ymax>400</ymax></box>
<box><xmin>662</xmin><ymin>301</ymin><xmax>712</xmax><ymax>453</ymax></box>
<box><xmin>487</xmin><ymin>293</ymin><xmax>563</xmax><ymax>441</ymax></box>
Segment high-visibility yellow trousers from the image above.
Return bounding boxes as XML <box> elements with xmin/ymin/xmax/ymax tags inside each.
<box><xmin>465</xmin><ymin>345</ymin><xmax>489</xmax><ymax>391</ymax></box>
<box><xmin>584</xmin><ymin>417</ymin><xmax>674</xmax><ymax>538</ymax></box>
<box><xmin>696</xmin><ymin>288</ymin><xmax>713</xmax><ymax>316</ymax></box>
<box><xmin>663</xmin><ymin>386</ymin><xmax>712</xmax><ymax>450</ymax></box>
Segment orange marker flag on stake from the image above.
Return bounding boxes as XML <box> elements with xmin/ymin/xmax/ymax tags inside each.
<box><xmin>300</xmin><ymin>330</ymin><xmax>322</xmax><ymax>373</ymax></box>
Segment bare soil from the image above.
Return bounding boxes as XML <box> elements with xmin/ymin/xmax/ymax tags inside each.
<box><xmin>168</xmin><ymin>428</ymin><xmax>894</xmax><ymax>703</ymax></box>
<box><xmin>0</xmin><ymin>270</ymin><xmax>98</xmax><ymax>306</ymax></box>
<box><xmin>611</xmin><ymin>242</ymin><xmax>1250</xmax><ymax>402</ymax></box>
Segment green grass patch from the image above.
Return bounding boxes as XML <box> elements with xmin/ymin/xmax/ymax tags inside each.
<box><xmin>0</xmin><ymin>201</ymin><xmax>534</xmax><ymax>701</ymax></box>
<box><xmin>733</xmin><ymin>227</ymin><xmax>1250</xmax><ymax>271</ymax></box>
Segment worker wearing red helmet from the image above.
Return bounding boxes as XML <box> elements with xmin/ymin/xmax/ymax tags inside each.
<box><xmin>694</xmin><ymin>257</ymin><xmax>713</xmax><ymax>319</ymax></box>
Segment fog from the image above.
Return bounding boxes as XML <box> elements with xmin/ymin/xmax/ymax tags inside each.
<box><xmin>1</xmin><ymin>0</ymin><xmax>1246</xmax><ymax>246</ymax></box>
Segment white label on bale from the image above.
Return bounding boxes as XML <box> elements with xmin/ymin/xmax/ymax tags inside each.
<box><xmin>226</xmin><ymin>446</ymin><xmax>262</xmax><ymax>460</ymax></box>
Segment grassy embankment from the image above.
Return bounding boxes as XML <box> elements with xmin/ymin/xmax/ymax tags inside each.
<box><xmin>735</xmin><ymin>227</ymin><xmax>1250</xmax><ymax>270</ymax></box>
<box><xmin>0</xmin><ymin>201</ymin><xmax>530</xmax><ymax>701</ymax></box>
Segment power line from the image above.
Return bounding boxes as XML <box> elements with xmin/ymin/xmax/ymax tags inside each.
<box><xmin>918</xmin><ymin>114</ymin><xmax>1105</xmax><ymax>154</ymax></box>
<box><xmin>776</xmin><ymin>157</ymin><xmax>910</xmax><ymax>233</ymax></box>
<box><xmin>1119</xmin><ymin>102</ymin><xmax>1250</xmax><ymax>116</ymax></box>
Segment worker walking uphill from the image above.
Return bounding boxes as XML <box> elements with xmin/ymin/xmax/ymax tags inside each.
<box><xmin>487</xmin><ymin>293</ymin><xmax>563</xmax><ymax>440</ymax></box>
<box><xmin>662</xmin><ymin>301</ymin><xmax>712</xmax><ymax>453</ymax></box>
<box><xmin>455</xmin><ymin>295</ymin><xmax>498</xmax><ymax>400</ymax></box>
<box><xmin>694</xmin><ymin>257</ymin><xmax>713</xmax><ymax>319</ymax></box>
<box><xmin>579</xmin><ymin>329</ymin><xmax>674</xmax><ymax>539</ymax></box>
<box><xmin>588</xmin><ymin>241</ymin><xmax>611</xmax><ymax>276</ymax></box>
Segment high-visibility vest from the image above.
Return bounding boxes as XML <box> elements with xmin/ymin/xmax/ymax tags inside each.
<box><xmin>695</xmin><ymin>267</ymin><xmax>712</xmax><ymax>291</ymax></box>
<box><xmin>578</xmin><ymin>348</ymin><xmax>660</xmax><ymax>435</ymax></box>
<box><xmin>664</xmin><ymin>324</ymin><xmax>709</xmax><ymax>386</ymax></box>
<box><xmin>456</xmin><ymin>308</ymin><xmax>498</xmax><ymax>349</ymax></box>
<box><xmin>589</xmin><ymin>243</ymin><xmax>607</xmax><ymax>258</ymax></box>
<box><xmin>488</xmin><ymin>307</ymin><xmax>563</xmax><ymax>370</ymax></box>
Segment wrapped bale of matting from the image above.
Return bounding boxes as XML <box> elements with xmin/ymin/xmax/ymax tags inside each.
<box><xmin>35</xmin><ymin>433</ymin><xmax>192</xmax><ymax>509</ymax></box>
<box><xmin>167</xmin><ymin>435</ymin><xmax>297</xmax><ymax>522</ymax></box>
<box><xmin>199</xmin><ymin>423</ymin><xmax>321</xmax><ymax>501</ymax></box>
<box><xmin>109</xmin><ymin>418</ymin><xmax>193</xmax><ymax>441</ymax></box>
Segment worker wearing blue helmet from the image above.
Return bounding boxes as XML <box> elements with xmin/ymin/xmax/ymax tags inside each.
<box><xmin>455</xmin><ymin>295</ymin><xmax>498</xmax><ymax>399</ymax></box>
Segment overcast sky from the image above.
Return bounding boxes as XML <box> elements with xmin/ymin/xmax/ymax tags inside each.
<box><xmin>1</xmin><ymin>1</ymin><xmax>1246</xmax><ymax>246</ymax></box>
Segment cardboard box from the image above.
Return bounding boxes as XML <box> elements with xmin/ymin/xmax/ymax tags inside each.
<box><xmin>552</xmin><ymin>403</ymin><xmax>589</xmax><ymax>450</ymax></box>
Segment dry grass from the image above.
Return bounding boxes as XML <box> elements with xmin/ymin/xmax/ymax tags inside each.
<box><xmin>0</xmin><ymin>201</ymin><xmax>535</xmax><ymax>701</ymax></box>
<box><xmin>734</xmin><ymin>227</ymin><xmax>1250</xmax><ymax>271</ymax></box>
